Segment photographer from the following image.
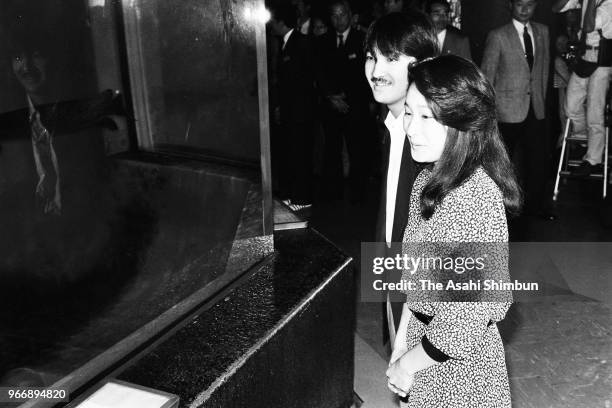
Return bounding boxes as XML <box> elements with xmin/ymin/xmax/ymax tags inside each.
<box><xmin>553</xmin><ymin>0</ymin><xmax>612</xmax><ymax>177</ymax></box>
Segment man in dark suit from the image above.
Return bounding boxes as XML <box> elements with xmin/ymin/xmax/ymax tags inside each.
<box><xmin>1</xmin><ymin>21</ymin><xmax>121</xmax><ymax>217</ymax></box>
<box><xmin>0</xmin><ymin>20</ymin><xmax>124</xmax><ymax>275</ymax></box>
<box><xmin>364</xmin><ymin>11</ymin><xmax>438</xmax><ymax>348</ymax></box>
<box><xmin>316</xmin><ymin>0</ymin><xmax>373</xmax><ymax>202</ymax></box>
<box><xmin>269</xmin><ymin>4</ymin><xmax>316</xmax><ymax>210</ymax></box>
<box><xmin>481</xmin><ymin>0</ymin><xmax>554</xmax><ymax>220</ymax></box>
<box><xmin>425</xmin><ymin>0</ymin><xmax>472</xmax><ymax>60</ymax></box>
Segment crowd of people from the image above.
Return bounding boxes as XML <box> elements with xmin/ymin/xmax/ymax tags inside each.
<box><xmin>268</xmin><ymin>0</ymin><xmax>475</xmax><ymax>210</ymax></box>
<box><xmin>267</xmin><ymin>0</ymin><xmax>612</xmax><ymax>217</ymax></box>
<box><xmin>267</xmin><ymin>0</ymin><xmax>611</xmax><ymax>405</ymax></box>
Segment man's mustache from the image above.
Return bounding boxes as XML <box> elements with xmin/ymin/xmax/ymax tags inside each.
<box><xmin>17</xmin><ymin>68</ymin><xmax>42</xmax><ymax>79</ymax></box>
<box><xmin>371</xmin><ymin>77</ymin><xmax>391</xmax><ymax>84</ymax></box>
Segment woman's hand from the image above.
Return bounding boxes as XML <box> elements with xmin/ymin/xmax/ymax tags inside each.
<box><xmin>389</xmin><ymin>343</ymin><xmax>407</xmax><ymax>366</ymax></box>
<box><xmin>386</xmin><ymin>356</ymin><xmax>415</xmax><ymax>398</ymax></box>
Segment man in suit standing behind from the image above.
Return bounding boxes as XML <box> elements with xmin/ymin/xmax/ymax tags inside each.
<box><xmin>481</xmin><ymin>0</ymin><xmax>554</xmax><ymax>220</ymax></box>
<box><xmin>316</xmin><ymin>0</ymin><xmax>373</xmax><ymax>202</ymax></box>
<box><xmin>425</xmin><ymin>0</ymin><xmax>472</xmax><ymax>60</ymax></box>
<box><xmin>269</xmin><ymin>4</ymin><xmax>316</xmax><ymax>211</ymax></box>
<box><xmin>364</xmin><ymin>11</ymin><xmax>439</xmax><ymax>349</ymax></box>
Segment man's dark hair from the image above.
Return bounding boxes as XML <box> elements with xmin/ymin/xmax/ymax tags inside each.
<box><xmin>365</xmin><ymin>10</ymin><xmax>439</xmax><ymax>60</ymax></box>
<box><xmin>329</xmin><ymin>0</ymin><xmax>352</xmax><ymax>14</ymax></box>
<box><xmin>408</xmin><ymin>55</ymin><xmax>522</xmax><ymax>218</ymax></box>
<box><xmin>424</xmin><ymin>0</ymin><xmax>450</xmax><ymax>14</ymax></box>
<box><xmin>271</xmin><ymin>3</ymin><xmax>298</xmax><ymax>29</ymax></box>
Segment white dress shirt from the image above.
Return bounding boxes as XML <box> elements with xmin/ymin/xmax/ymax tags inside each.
<box><xmin>559</xmin><ymin>0</ymin><xmax>612</xmax><ymax>47</ymax></box>
<box><xmin>512</xmin><ymin>19</ymin><xmax>535</xmax><ymax>53</ymax></box>
<box><xmin>282</xmin><ymin>28</ymin><xmax>294</xmax><ymax>50</ymax></box>
<box><xmin>384</xmin><ymin>110</ymin><xmax>406</xmax><ymax>244</ymax></box>
<box><xmin>437</xmin><ymin>29</ymin><xmax>447</xmax><ymax>50</ymax></box>
<box><xmin>299</xmin><ymin>18</ymin><xmax>310</xmax><ymax>35</ymax></box>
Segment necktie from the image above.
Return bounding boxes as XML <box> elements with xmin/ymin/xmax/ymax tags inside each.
<box><xmin>523</xmin><ymin>25</ymin><xmax>534</xmax><ymax>70</ymax></box>
<box><xmin>582</xmin><ymin>0</ymin><xmax>597</xmax><ymax>34</ymax></box>
<box><xmin>30</xmin><ymin>109</ymin><xmax>61</xmax><ymax>214</ymax></box>
<box><xmin>337</xmin><ymin>34</ymin><xmax>344</xmax><ymax>49</ymax></box>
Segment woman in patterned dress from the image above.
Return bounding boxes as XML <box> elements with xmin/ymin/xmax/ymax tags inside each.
<box><xmin>385</xmin><ymin>55</ymin><xmax>521</xmax><ymax>407</ymax></box>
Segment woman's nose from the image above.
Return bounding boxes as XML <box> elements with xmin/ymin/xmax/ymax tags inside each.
<box><xmin>404</xmin><ymin>116</ymin><xmax>419</xmax><ymax>137</ymax></box>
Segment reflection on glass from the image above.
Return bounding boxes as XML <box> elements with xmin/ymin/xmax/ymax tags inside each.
<box><xmin>0</xmin><ymin>0</ymin><xmax>272</xmax><ymax>399</ymax></box>
<box><xmin>124</xmin><ymin>0</ymin><xmax>261</xmax><ymax>162</ymax></box>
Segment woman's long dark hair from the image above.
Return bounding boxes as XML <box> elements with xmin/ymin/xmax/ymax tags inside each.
<box><xmin>407</xmin><ymin>55</ymin><xmax>522</xmax><ymax>219</ymax></box>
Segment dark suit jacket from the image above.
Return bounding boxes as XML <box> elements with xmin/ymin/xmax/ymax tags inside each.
<box><xmin>0</xmin><ymin>90</ymin><xmax>119</xmax><ymax>215</ymax></box>
<box><xmin>0</xmin><ymin>91</ymin><xmax>125</xmax><ymax>278</ymax></box>
<box><xmin>376</xmin><ymin>121</ymin><xmax>417</xmax><ymax>338</ymax></box>
<box><xmin>375</xmin><ymin>125</ymin><xmax>417</xmax><ymax>243</ymax></box>
<box><xmin>481</xmin><ymin>21</ymin><xmax>549</xmax><ymax>123</ymax></box>
<box><xmin>315</xmin><ymin>28</ymin><xmax>371</xmax><ymax>113</ymax></box>
<box><xmin>441</xmin><ymin>27</ymin><xmax>472</xmax><ymax>61</ymax></box>
<box><xmin>278</xmin><ymin>30</ymin><xmax>316</xmax><ymax>124</ymax></box>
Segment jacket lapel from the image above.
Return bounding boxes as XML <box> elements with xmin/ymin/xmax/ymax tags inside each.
<box><xmin>345</xmin><ymin>29</ymin><xmax>355</xmax><ymax>51</ymax></box>
<box><xmin>533</xmin><ymin>24</ymin><xmax>544</xmax><ymax>68</ymax></box>
<box><xmin>506</xmin><ymin>23</ymin><xmax>529</xmax><ymax>71</ymax></box>
<box><xmin>392</xmin><ymin>138</ymin><xmax>415</xmax><ymax>242</ymax></box>
<box><xmin>442</xmin><ymin>30</ymin><xmax>452</xmax><ymax>54</ymax></box>
<box><xmin>376</xmin><ymin>127</ymin><xmax>391</xmax><ymax>243</ymax></box>
<box><xmin>283</xmin><ymin>31</ymin><xmax>295</xmax><ymax>56</ymax></box>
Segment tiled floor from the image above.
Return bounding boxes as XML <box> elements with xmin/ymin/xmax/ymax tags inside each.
<box><xmin>309</xmin><ymin>176</ymin><xmax>612</xmax><ymax>407</ymax></box>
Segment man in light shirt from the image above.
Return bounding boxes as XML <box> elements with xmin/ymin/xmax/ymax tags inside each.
<box><xmin>481</xmin><ymin>0</ymin><xmax>553</xmax><ymax>221</ymax></box>
<box><xmin>553</xmin><ymin>0</ymin><xmax>612</xmax><ymax>176</ymax></box>
<box><xmin>363</xmin><ymin>11</ymin><xmax>438</xmax><ymax>348</ymax></box>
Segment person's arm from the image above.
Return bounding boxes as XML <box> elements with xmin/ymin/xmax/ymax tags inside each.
<box><xmin>480</xmin><ymin>31</ymin><xmax>500</xmax><ymax>88</ymax></box>
<box><xmin>312</xmin><ymin>36</ymin><xmax>331</xmax><ymax>97</ymax></box>
<box><xmin>595</xmin><ymin>2</ymin><xmax>612</xmax><ymax>32</ymax></box>
<box><xmin>555</xmin><ymin>57</ymin><xmax>571</xmax><ymax>84</ymax></box>
<box><xmin>460</xmin><ymin>36</ymin><xmax>472</xmax><ymax>61</ymax></box>
<box><xmin>552</xmin><ymin>0</ymin><xmax>576</xmax><ymax>13</ymax></box>
<box><xmin>543</xmin><ymin>26</ymin><xmax>550</xmax><ymax>96</ymax></box>
<box><xmin>389</xmin><ymin>303</ymin><xmax>411</xmax><ymax>364</ymax></box>
<box><xmin>386</xmin><ymin>341</ymin><xmax>438</xmax><ymax>397</ymax></box>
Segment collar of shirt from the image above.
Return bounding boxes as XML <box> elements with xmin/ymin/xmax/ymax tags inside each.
<box><xmin>282</xmin><ymin>28</ymin><xmax>294</xmax><ymax>50</ymax></box>
<box><xmin>384</xmin><ymin>109</ymin><xmax>404</xmax><ymax>135</ymax></box>
<box><xmin>299</xmin><ymin>18</ymin><xmax>310</xmax><ymax>35</ymax></box>
<box><xmin>384</xmin><ymin>110</ymin><xmax>406</xmax><ymax>244</ymax></box>
<box><xmin>27</xmin><ymin>95</ymin><xmax>36</xmax><ymax>118</ymax></box>
<box><xmin>437</xmin><ymin>28</ymin><xmax>447</xmax><ymax>50</ymax></box>
<box><xmin>337</xmin><ymin>27</ymin><xmax>351</xmax><ymax>45</ymax></box>
<box><xmin>512</xmin><ymin>19</ymin><xmax>534</xmax><ymax>52</ymax></box>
